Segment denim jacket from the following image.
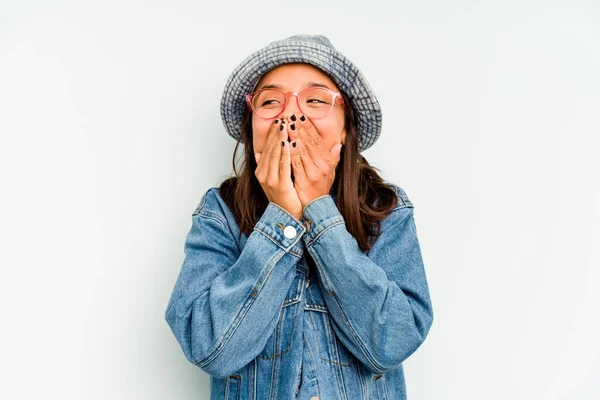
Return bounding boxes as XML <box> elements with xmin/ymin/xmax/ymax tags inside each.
<box><xmin>165</xmin><ymin>183</ymin><xmax>434</xmax><ymax>399</ymax></box>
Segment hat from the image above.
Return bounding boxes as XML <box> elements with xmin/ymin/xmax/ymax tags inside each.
<box><xmin>220</xmin><ymin>34</ymin><xmax>382</xmax><ymax>152</ymax></box>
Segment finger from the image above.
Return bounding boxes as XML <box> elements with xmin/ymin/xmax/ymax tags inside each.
<box><xmin>293</xmin><ymin>131</ymin><xmax>320</xmax><ymax>181</ymax></box>
<box><xmin>330</xmin><ymin>142</ymin><xmax>343</xmax><ymax>164</ymax></box>
<box><xmin>290</xmin><ymin>138</ymin><xmax>308</xmax><ymax>183</ymax></box>
<box><xmin>264</xmin><ymin>118</ymin><xmax>285</xmax><ymax>153</ymax></box>
<box><xmin>268</xmin><ymin>119</ymin><xmax>289</xmax><ymax>184</ymax></box>
<box><xmin>288</xmin><ymin>114</ymin><xmax>300</xmax><ymax>141</ymax></box>
<box><xmin>280</xmin><ymin>132</ymin><xmax>292</xmax><ymax>182</ymax></box>
<box><xmin>255</xmin><ymin>119</ymin><xmax>283</xmax><ymax>187</ymax></box>
<box><xmin>295</xmin><ymin>115</ymin><xmax>328</xmax><ymax>170</ymax></box>
<box><xmin>256</xmin><ymin>118</ymin><xmax>283</xmax><ymax>170</ymax></box>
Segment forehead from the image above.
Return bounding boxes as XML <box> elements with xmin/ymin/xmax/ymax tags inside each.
<box><xmin>255</xmin><ymin>63</ymin><xmax>340</xmax><ymax>91</ymax></box>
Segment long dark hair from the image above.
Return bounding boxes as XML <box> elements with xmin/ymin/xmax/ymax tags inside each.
<box><xmin>218</xmin><ymin>91</ymin><xmax>399</xmax><ymax>253</ymax></box>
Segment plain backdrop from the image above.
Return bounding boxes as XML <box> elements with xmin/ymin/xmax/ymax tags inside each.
<box><xmin>1</xmin><ymin>1</ymin><xmax>598</xmax><ymax>399</ymax></box>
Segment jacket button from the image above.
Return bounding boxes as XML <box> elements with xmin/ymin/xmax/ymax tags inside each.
<box><xmin>284</xmin><ymin>225</ymin><xmax>297</xmax><ymax>239</ymax></box>
<box><xmin>303</xmin><ymin>219</ymin><xmax>311</xmax><ymax>231</ymax></box>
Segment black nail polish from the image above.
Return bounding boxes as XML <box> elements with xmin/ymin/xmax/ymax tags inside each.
<box><xmin>300</xmin><ymin>115</ymin><xmax>306</xmax><ymax>122</ymax></box>
<box><xmin>291</xmin><ymin>114</ymin><xmax>296</xmax><ymax>121</ymax></box>
<box><xmin>281</xmin><ymin>140</ymin><xmax>285</xmax><ymax>147</ymax></box>
<box><xmin>290</xmin><ymin>123</ymin><xmax>296</xmax><ymax>131</ymax></box>
<box><xmin>274</xmin><ymin>119</ymin><xmax>279</xmax><ymax>124</ymax></box>
<box><xmin>280</xmin><ymin>124</ymin><xmax>284</xmax><ymax>131</ymax></box>
<box><xmin>292</xmin><ymin>141</ymin><xmax>297</xmax><ymax>148</ymax></box>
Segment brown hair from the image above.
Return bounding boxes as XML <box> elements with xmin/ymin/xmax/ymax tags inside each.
<box><xmin>218</xmin><ymin>91</ymin><xmax>399</xmax><ymax>253</ymax></box>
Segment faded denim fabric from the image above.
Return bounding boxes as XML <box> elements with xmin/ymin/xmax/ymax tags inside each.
<box><xmin>164</xmin><ymin>184</ymin><xmax>434</xmax><ymax>399</ymax></box>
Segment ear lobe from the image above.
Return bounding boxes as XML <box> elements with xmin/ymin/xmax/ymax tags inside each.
<box><xmin>341</xmin><ymin>129</ymin><xmax>347</xmax><ymax>145</ymax></box>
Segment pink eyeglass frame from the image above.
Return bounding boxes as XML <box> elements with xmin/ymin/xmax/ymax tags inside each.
<box><xmin>245</xmin><ymin>86</ymin><xmax>345</xmax><ymax>120</ymax></box>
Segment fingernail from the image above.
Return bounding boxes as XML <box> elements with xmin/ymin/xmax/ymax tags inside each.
<box><xmin>290</xmin><ymin>114</ymin><xmax>296</xmax><ymax>121</ymax></box>
<box><xmin>290</xmin><ymin>123</ymin><xmax>296</xmax><ymax>131</ymax></box>
<box><xmin>292</xmin><ymin>141</ymin><xmax>297</xmax><ymax>148</ymax></box>
<box><xmin>274</xmin><ymin>119</ymin><xmax>279</xmax><ymax>124</ymax></box>
<box><xmin>300</xmin><ymin>115</ymin><xmax>306</xmax><ymax>122</ymax></box>
<box><xmin>281</xmin><ymin>140</ymin><xmax>285</xmax><ymax>147</ymax></box>
<box><xmin>280</xmin><ymin>124</ymin><xmax>284</xmax><ymax>131</ymax></box>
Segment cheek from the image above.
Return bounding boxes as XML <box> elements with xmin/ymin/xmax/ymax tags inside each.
<box><xmin>252</xmin><ymin>120</ymin><xmax>272</xmax><ymax>151</ymax></box>
<box><xmin>312</xmin><ymin>118</ymin><xmax>345</xmax><ymax>141</ymax></box>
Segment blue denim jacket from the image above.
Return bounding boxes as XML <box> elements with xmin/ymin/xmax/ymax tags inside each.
<box><xmin>165</xmin><ymin>183</ymin><xmax>434</xmax><ymax>399</ymax></box>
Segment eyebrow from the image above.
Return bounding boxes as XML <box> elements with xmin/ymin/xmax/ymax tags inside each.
<box><xmin>307</xmin><ymin>81</ymin><xmax>331</xmax><ymax>89</ymax></box>
<box><xmin>257</xmin><ymin>81</ymin><xmax>332</xmax><ymax>90</ymax></box>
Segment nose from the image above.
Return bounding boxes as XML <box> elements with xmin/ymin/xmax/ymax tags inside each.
<box><xmin>279</xmin><ymin>93</ymin><xmax>302</xmax><ymax>120</ymax></box>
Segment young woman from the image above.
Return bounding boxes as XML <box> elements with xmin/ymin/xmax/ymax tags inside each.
<box><xmin>165</xmin><ymin>34</ymin><xmax>434</xmax><ymax>400</ymax></box>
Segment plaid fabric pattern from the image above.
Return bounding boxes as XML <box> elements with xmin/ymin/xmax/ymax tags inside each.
<box><xmin>220</xmin><ymin>34</ymin><xmax>382</xmax><ymax>152</ymax></box>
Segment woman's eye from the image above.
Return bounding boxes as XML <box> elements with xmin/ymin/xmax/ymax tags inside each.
<box><xmin>261</xmin><ymin>99</ymin><xmax>280</xmax><ymax>106</ymax></box>
<box><xmin>306</xmin><ymin>99</ymin><xmax>327</xmax><ymax>104</ymax></box>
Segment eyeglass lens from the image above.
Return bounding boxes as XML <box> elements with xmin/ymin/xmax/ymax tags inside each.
<box><xmin>252</xmin><ymin>87</ymin><xmax>335</xmax><ymax>119</ymax></box>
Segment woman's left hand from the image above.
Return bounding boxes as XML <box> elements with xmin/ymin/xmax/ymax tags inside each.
<box><xmin>288</xmin><ymin>115</ymin><xmax>343</xmax><ymax>212</ymax></box>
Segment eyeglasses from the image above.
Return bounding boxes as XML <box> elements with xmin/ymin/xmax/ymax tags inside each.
<box><xmin>245</xmin><ymin>86</ymin><xmax>344</xmax><ymax>120</ymax></box>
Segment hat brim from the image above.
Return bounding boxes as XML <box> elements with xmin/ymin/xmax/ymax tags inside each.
<box><xmin>220</xmin><ymin>39</ymin><xmax>382</xmax><ymax>152</ymax></box>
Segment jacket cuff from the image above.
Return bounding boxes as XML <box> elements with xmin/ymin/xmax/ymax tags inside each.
<box><xmin>301</xmin><ymin>195</ymin><xmax>345</xmax><ymax>245</ymax></box>
<box><xmin>254</xmin><ymin>202</ymin><xmax>307</xmax><ymax>256</ymax></box>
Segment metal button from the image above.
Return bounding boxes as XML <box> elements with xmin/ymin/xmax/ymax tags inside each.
<box><xmin>303</xmin><ymin>219</ymin><xmax>311</xmax><ymax>231</ymax></box>
<box><xmin>283</xmin><ymin>225</ymin><xmax>297</xmax><ymax>239</ymax></box>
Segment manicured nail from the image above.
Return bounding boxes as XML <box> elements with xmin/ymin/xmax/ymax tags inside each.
<box><xmin>300</xmin><ymin>115</ymin><xmax>306</xmax><ymax>122</ymax></box>
<box><xmin>290</xmin><ymin>123</ymin><xmax>296</xmax><ymax>131</ymax></box>
<box><xmin>290</xmin><ymin>114</ymin><xmax>297</xmax><ymax>121</ymax></box>
<box><xmin>292</xmin><ymin>141</ymin><xmax>297</xmax><ymax>148</ymax></box>
<box><xmin>281</xmin><ymin>140</ymin><xmax>285</xmax><ymax>147</ymax></box>
<box><xmin>280</xmin><ymin>124</ymin><xmax>284</xmax><ymax>131</ymax></box>
<box><xmin>274</xmin><ymin>119</ymin><xmax>279</xmax><ymax>124</ymax></box>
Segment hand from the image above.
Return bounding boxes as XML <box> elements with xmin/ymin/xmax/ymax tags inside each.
<box><xmin>288</xmin><ymin>115</ymin><xmax>343</xmax><ymax>210</ymax></box>
<box><xmin>254</xmin><ymin>119</ymin><xmax>304</xmax><ymax>220</ymax></box>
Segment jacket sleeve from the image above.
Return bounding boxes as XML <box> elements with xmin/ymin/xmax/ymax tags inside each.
<box><xmin>301</xmin><ymin>186</ymin><xmax>434</xmax><ymax>374</ymax></box>
<box><xmin>164</xmin><ymin>188</ymin><xmax>307</xmax><ymax>378</ymax></box>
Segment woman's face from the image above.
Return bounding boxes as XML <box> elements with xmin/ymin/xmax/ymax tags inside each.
<box><xmin>251</xmin><ymin>63</ymin><xmax>347</xmax><ymax>159</ymax></box>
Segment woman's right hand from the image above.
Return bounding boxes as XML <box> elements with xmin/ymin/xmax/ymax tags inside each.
<box><xmin>254</xmin><ymin>119</ymin><xmax>303</xmax><ymax>221</ymax></box>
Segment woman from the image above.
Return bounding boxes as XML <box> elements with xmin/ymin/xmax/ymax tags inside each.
<box><xmin>165</xmin><ymin>34</ymin><xmax>434</xmax><ymax>399</ymax></box>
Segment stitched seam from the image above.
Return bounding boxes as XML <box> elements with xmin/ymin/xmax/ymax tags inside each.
<box><xmin>373</xmin><ymin>374</ymin><xmax>389</xmax><ymax>400</ymax></box>
<box><xmin>302</xmin><ymin>194</ymin><xmax>331</xmax><ymax>213</ymax></box>
<box><xmin>357</xmin><ymin>362</ymin><xmax>368</xmax><ymax>399</ymax></box>
<box><xmin>257</xmin><ymin>301</ymin><xmax>299</xmax><ymax>359</ymax></box>
<box><xmin>318</xmin><ymin>356</ymin><xmax>355</xmax><ymax>367</ymax></box>
<box><xmin>303</xmin><ymin>329</ymin><xmax>322</xmax><ymax>398</ymax></box>
<box><xmin>192</xmin><ymin>191</ymin><xmax>210</xmax><ymax>215</ymax></box>
<box><xmin>253</xmin><ymin>227</ymin><xmax>303</xmax><ymax>257</ymax></box>
<box><xmin>305</xmin><ymin>304</ymin><xmax>328</xmax><ymax>312</ymax></box>
<box><xmin>195</xmin><ymin>211</ymin><xmax>227</xmax><ymax>229</ymax></box>
<box><xmin>305</xmin><ymin>220</ymin><xmax>345</xmax><ymax>248</ymax></box>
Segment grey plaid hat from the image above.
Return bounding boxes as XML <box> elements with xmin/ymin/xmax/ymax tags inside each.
<box><xmin>220</xmin><ymin>34</ymin><xmax>382</xmax><ymax>152</ymax></box>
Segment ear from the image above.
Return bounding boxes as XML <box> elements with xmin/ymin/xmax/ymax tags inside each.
<box><xmin>341</xmin><ymin>128</ymin><xmax>347</xmax><ymax>146</ymax></box>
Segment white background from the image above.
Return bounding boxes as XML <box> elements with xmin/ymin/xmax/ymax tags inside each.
<box><xmin>1</xmin><ymin>1</ymin><xmax>598</xmax><ymax>399</ymax></box>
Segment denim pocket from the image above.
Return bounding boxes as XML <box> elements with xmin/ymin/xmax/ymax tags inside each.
<box><xmin>304</xmin><ymin>279</ymin><xmax>355</xmax><ymax>367</ymax></box>
<box><xmin>256</xmin><ymin>271</ymin><xmax>303</xmax><ymax>360</ymax></box>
